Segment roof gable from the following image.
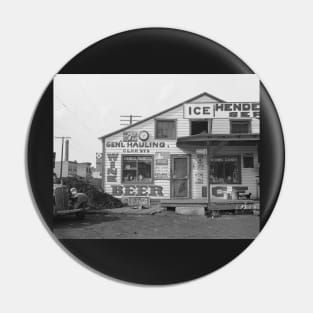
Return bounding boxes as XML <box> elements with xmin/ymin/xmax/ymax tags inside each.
<box><xmin>187</xmin><ymin>92</ymin><xmax>222</xmax><ymax>103</ymax></box>
<box><xmin>99</xmin><ymin>92</ymin><xmax>224</xmax><ymax>140</ymax></box>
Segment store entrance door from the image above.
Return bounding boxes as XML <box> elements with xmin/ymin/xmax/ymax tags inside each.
<box><xmin>171</xmin><ymin>155</ymin><xmax>190</xmax><ymax>198</ymax></box>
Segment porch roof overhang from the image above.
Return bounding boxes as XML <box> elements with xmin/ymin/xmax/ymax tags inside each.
<box><xmin>177</xmin><ymin>133</ymin><xmax>260</xmax><ymax>147</ymax></box>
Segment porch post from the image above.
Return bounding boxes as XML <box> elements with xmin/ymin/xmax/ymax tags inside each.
<box><xmin>207</xmin><ymin>144</ymin><xmax>211</xmax><ymax>209</ymax></box>
<box><xmin>207</xmin><ymin>118</ymin><xmax>213</xmax><ymax>209</ymax></box>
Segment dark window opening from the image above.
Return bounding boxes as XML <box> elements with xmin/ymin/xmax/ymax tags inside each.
<box><xmin>230</xmin><ymin>120</ymin><xmax>251</xmax><ymax>134</ymax></box>
<box><xmin>155</xmin><ymin>120</ymin><xmax>176</xmax><ymax>139</ymax></box>
<box><xmin>191</xmin><ymin>120</ymin><xmax>208</xmax><ymax>135</ymax></box>
<box><xmin>243</xmin><ymin>154</ymin><xmax>254</xmax><ymax>168</ymax></box>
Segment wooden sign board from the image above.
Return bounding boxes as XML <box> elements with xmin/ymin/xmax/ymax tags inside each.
<box><xmin>184</xmin><ymin>103</ymin><xmax>214</xmax><ymax>119</ymax></box>
<box><xmin>124</xmin><ymin>197</ymin><xmax>150</xmax><ymax>208</ymax></box>
<box><xmin>184</xmin><ymin>102</ymin><xmax>260</xmax><ymax>119</ymax></box>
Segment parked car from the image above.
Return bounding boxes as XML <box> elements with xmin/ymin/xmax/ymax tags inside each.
<box><xmin>53</xmin><ymin>185</ymin><xmax>88</xmax><ymax>219</ymax></box>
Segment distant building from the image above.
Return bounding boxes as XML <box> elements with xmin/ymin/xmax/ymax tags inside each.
<box><xmin>77</xmin><ymin>162</ymin><xmax>92</xmax><ymax>178</ymax></box>
<box><xmin>54</xmin><ymin>161</ymin><xmax>77</xmax><ymax>178</ymax></box>
<box><xmin>54</xmin><ymin>161</ymin><xmax>92</xmax><ymax>178</ymax></box>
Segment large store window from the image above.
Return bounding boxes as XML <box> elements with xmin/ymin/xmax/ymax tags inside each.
<box><xmin>122</xmin><ymin>156</ymin><xmax>153</xmax><ymax>183</ymax></box>
<box><xmin>230</xmin><ymin>120</ymin><xmax>251</xmax><ymax>134</ymax></box>
<box><xmin>155</xmin><ymin>120</ymin><xmax>176</xmax><ymax>139</ymax></box>
<box><xmin>210</xmin><ymin>156</ymin><xmax>241</xmax><ymax>184</ymax></box>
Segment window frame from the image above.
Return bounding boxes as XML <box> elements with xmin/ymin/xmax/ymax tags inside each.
<box><xmin>155</xmin><ymin>119</ymin><xmax>177</xmax><ymax>140</ymax></box>
<box><xmin>243</xmin><ymin>154</ymin><xmax>254</xmax><ymax>168</ymax></box>
<box><xmin>189</xmin><ymin>119</ymin><xmax>209</xmax><ymax>136</ymax></box>
<box><xmin>209</xmin><ymin>155</ymin><xmax>242</xmax><ymax>184</ymax></box>
<box><xmin>121</xmin><ymin>154</ymin><xmax>154</xmax><ymax>184</ymax></box>
<box><xmin>230</xmin><ymin>119</ymin><xmax>252</xmax><ymax>134</ymax></box>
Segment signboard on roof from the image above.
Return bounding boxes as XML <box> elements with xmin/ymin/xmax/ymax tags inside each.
<box><xmin>214</xmin><ymin>102</ymin><xmax>260</xmax><ymax>119</ymax></box>
<box><xmin>184</xmin><ymin>102</ymin><xmax>260</xmax><ymax>119</ymax></box>
<box><xmin>184</xmin><ymin>103</ymin><xmax>214</xmax><ymax>119</ymax></box>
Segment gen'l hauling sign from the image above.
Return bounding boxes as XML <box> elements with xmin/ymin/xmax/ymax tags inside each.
<box><xmin>184</xmin><ymin>102</ymin><xmax>260</xmax><ymax>119</ymax></box>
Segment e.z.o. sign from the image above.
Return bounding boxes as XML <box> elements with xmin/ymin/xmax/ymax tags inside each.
<box><xmin>184</xmin><ymin>102</ymin><xmax>260</xmax><ymax>119</ymax></box>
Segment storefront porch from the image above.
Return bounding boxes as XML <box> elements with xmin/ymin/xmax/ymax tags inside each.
<box><xmin>160</xmin><ymin>198</ymin><xmax>259</xmax><ymax>212</ymax></box>
<box><xmin>175</xmin><ymin>133</ymin><xmax>260</xmax><ymax>208</ymax></box>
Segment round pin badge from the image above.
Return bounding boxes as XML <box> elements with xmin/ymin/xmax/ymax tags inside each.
<box><xmin>27</xmin><ymin>28</ymin><xmax>284</xmax><ymax>285</ymax></box>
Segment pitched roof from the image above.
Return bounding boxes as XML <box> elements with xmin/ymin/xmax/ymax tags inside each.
<box><xmin>98</xmin><ymin>92</ymin><xmax>224</xmax><ymax>140</ymax></box>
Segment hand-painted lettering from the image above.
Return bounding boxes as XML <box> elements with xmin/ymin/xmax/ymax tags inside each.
<box><xmin>111</xmin><ymin>185</ymin><xmax>164</xmax><ymax>197</ymax></box>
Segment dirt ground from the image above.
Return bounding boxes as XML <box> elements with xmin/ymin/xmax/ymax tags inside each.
<box><xmin>54</xmin><ymin>211</ymin><xmax>259</xmax><ymax>239</ymax></box>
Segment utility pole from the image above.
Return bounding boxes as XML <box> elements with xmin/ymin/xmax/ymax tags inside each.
<box><xmin>55</xmin><ymin>136</ymin><xmax>71</xmax><ymax>184</ymax></box>
<box><xmin>120</xmin><ymin>115</ymin><xmax>142</xmax><ymax>126</ymax></box>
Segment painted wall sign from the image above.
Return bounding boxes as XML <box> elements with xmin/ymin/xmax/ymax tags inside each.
<box><xmin>123</xmin><ymin>196</ymin><xmax>150</xmax><ymax>208</ymax></box>
<box><xmin>111</xmin><ymin>185</ymin><xmax>164</xmax><ymax>197</ymax></box>
<box><xmin>184</xmin><ymin>103</ymin><xmax>214</xmax><ymax>119</ymax></box>
<box><xmin>193</xmin><ymin>154</ymin><xmax>205</xmax><ymax>184</ymax></box>
<box><xmin>214</xmin><ymin>102</ymin><xmax>260</xmax><ymax>119</ymax></box>
<box><xmin>106</xmin><ymin>141</ymin><xmax>166</xmax><ymax>149</ymax></box>
<box><xmin>211</xmin><ymin>185</ymin><xmax>249</xmax><ymax>200</ymax></box>
<box><xmin>123</xmin><ymin>131</ymin><xmax>138</xmax><ymax>142</ymax></box>
<box><xmin>196</xmin><ymin>149</ymin><xmax>207</xmax><ymax>155</ymax></box>
<box><xmin>196</xmin><ymin>154</ymin><xmax>205</xmax><ymax>170</ymax></box>
<box><xmin>154</xmin><ymin>152</ymin><xmax>170</xmax><ymax>180</ymax></box>
<box><xmin>106</xmin><ymin>141</ymin><xmax>168</xmax><ymax>154</ymax></box>
<box><xmin>184</xmin><ymin>102</ymin><xmax>260</xmax><ymax>119</ymax></box>
<box><xmin>107</xmin><ymin>153</ymin><xmax>118</xmax><ymax>182</ymax></box>
<box><xmin>195</xmin><ymin>173</ymin><xmax>204</xmax><ymax>184</ymax></box>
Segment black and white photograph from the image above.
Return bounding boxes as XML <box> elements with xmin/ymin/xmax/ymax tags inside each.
<box><xmin>53</xmin><ymin>74</ymin><xmax>260</xmax><ymax>239</ymax></box>
<box><xmin>6</xmin><ymin>0</ymin><xmax>313</xmax><ymax>310</ymax></box>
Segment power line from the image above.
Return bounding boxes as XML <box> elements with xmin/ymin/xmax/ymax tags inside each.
<box><xmin>119</xmin><ymin>115</ymin><xmax>142</xmax><ymax>126</ymax></box>
<box><xmin>55</xmin><ymin>136</ymin><xmax>71</xmax><ymax>184</ymax></box>
<box><xmin>54</xmin><ymin>94</ymin><xmax>98</xmax><ymax>135</ymax></box>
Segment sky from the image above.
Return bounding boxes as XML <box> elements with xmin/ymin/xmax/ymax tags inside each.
<box><xmin>54</xmin><ymin>74</ymin><xmax>259</xmax><ymax>166</ymax></box>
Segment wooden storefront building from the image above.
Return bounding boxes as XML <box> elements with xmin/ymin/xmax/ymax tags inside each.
<box><xmin>99</xmin><ymin>92</ymin><xmax>260</xmax><ymax>209</ymax></box>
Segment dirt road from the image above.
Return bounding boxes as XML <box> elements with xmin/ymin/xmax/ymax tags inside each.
<box><xmin>54</xmin><ymin>211</ymin><xmax>259</xmax><ymax>239</ymax></box>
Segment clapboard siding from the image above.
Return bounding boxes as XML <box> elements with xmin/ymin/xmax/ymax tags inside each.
<box><xmin>103</xmin><ymin>105</ymin><xmax>188</xmax><ymax>197</ymax></box>
<box><xmin>251</xmin><ymin>118</ymin><xmax>259</xmax><ymax>133</ymax></box>
<box><xmin>212</xmin><ymin>119</ymin><xmax>230</xmax><ymax>134</ymax></box>
<box><xmin>213</xmin><ymin>118</ymin><xmax>259</xmax><ymax>134</ymax></box>
<box><xmin>104</xmin><ymin>104</ymin><xmax>259</xmax><ymax>142</ymax></box>
<box><xmin>102</xmin><ymin>94</ymin><xmax>260</xmax><ymax>201</ymax></box>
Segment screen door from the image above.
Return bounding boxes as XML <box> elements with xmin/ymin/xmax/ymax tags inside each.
<box><xmin>171</xmin><ymin>155</ymin><xmax>190</xmax><ymax>198</ymax></box>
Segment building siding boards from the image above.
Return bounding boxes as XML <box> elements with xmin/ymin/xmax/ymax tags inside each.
<box><xmin>101</xmin><ymin>94</ymin><xmax>259</xmax><ymax>201</ymax></box>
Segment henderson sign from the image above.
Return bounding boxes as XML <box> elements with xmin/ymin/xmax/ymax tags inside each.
<box><xmin>184</xmin><ymin>102</ymin><xmax>260</xmax><ymax>119</ymax></box>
